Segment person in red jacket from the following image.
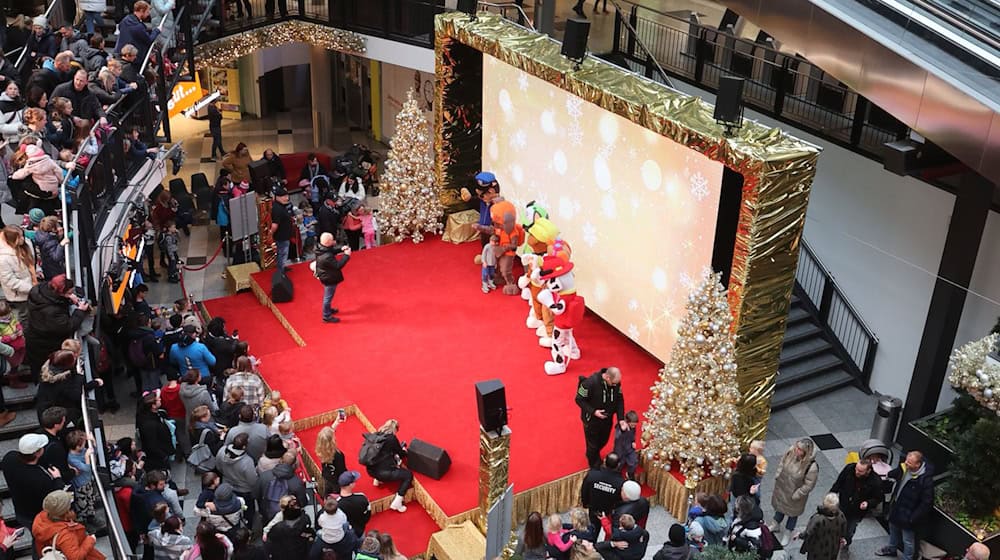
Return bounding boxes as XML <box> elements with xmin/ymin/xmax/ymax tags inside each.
<box><xmin>160</xmin><ymin>372</ymin><xmax>189</xmax><ymax>457</ymax></box>
<box><xmin>32</xmin><ymin>490</ymin><xmax>105</xmax><ymax>560</ymax></box>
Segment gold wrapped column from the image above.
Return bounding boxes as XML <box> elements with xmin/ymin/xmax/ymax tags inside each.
<box><xmin>257</xmin><ymin>197</ymin><xmax>276</xmax><ymax>270</ymax></box>
<box><xmin>477</xmin><ymin>426</ymin><xmax>511</xmax><ymax>534</ymax></box>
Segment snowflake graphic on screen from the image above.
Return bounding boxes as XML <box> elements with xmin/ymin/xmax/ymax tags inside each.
<box><xmin>517</xmin><ymin>72</ymin><xmax>529</xmax><ymax>91</ymax></box>
<box><xmin>627</xmin><ymin>324</ymin><xmax>641</xmax><ymax>341</ymax></box>
<box><xmin>567</xmin><ymin>122</ymin><xmax>584</xmax><ymax>146</ymax></box>
<box><xmin>628</xmin><ymin>299</ymin><xmax>639</xmax><ymax>311</ymax></box>
<box><xmin>582</xmin><ymin>222</ymin><xmax>598</xmax><ymax>247</ymax></box>
<box><xmin>566</xmin><ymin>97</ymin><xmax>584</xmax><ymax>120</ymax></box>
<box><xmin>508</xmin><ymin>129</ymin><xmax>527</xmax><ymax>150</ymax></box>
<box><xmin>679</xmin><ymin>271</ymin><xmax>694</xmax><ymax>290</ymax></box>
<box><xmin>489</xmin><ymin>131</ymin><xmax>498</xmax><ymax>145</ymax></box>
<box><xmin>630</xmin><ymin>195</ymin><xmax>641</xmax><ymax>213</ymax></box>
<box><xmin>627</xmin><ymin>146</ymin><xmax>639</xmax><ymax>161</ymax></box>
<box><xmin>689</xmin><ymin>171</ymin><xmax>710</xmax><ymax>201</ymax></box>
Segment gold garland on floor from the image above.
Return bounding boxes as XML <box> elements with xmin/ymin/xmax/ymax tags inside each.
<box><xmin>195</xmin><ymin>21</ymin><xmax>366</xmax><ymax>68</ymax></box>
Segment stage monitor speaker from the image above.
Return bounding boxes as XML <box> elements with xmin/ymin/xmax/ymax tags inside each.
<box><xmin>249</xmin><ymin>159</ymin><xmax>272</xmax><ymax>195</ymax></box>
<box><xmin>475</xmin><ymin>379</ymin><xmax>507</xmax><ymax>433</ymax></box>
<box><xmin>714</xmin><ymin>76</ymin><xmax>745</xmax><ymax>125</ymax></box>
<box><xmin>271</xmin><ymin>271</ymin><xmax>293</xmax><ymax>303</ymax></box>
<box><xmin>457</xmin><ymin>0</ymin><xmax>477</xmax><ymax>16</ymax></box>
<box><xmin>561</xmin><ymin>18</ymin><xmax>591</xmax><ymax>61</ymax></box>
<box><xmin>407</xmin><ymin>438</ymin><xmax>451</xmax><ymax>480</ymax></box>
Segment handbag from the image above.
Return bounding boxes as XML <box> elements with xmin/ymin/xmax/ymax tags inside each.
<box><xmin>187</xmin><ymin>429</ymin><xmax>217</xmax><ymax>473</ymax></box>
<box><xmin>40</xmin><ymin>532</ymin><xmax>66</xmax><ymax>560</ymax></box>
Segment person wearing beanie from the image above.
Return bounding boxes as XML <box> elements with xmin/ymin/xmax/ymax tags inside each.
<box><xmin>688</xmin><ymin>521</ymin><xmax>706</xmax><ymax>553</ymax></box>
<box><xmin>26</xmin><ymin>16</ymin><xmax>57</xmax><ymax>64</ymax></box>
<box><xmin>192</xmin><ymin>482</ymin><xmax>246</xmax><ymax>535</ymax></box>
<box><xmin>32</xmin><ymin>490</ymin><xmax>105</xmax><ymax>560</ymax></box>
<box><xmin>24</xmin><ymin>208</ymin><xmax>46</xmax><ymax>241</ymax></box>
<box><xmin>652</xmin><ymin>523</ymin><xmax>691</xmax><ymax>560</ymax></box>
<box><xmin>11</xmin><ymin>143</ymin><xmax>64</xmax><ymax>194</ymax></box>
<box><xmin>355</xmin><ymin>534</ymin><xmax>383</xmax><ymax>560</ymax></box>
<box><xmin>612</xmin><ymin>479</ymin><xmax>650</xmax><ymax>529</ymax></box>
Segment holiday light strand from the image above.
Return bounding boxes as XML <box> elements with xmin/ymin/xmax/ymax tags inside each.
<box><xmin>948</xmin><ymin>333</ymin><xmax>1000</xmax><ymax>415</ymax></box>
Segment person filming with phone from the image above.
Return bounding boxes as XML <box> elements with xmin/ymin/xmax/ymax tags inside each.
<box><xmin>311</xmin><ymin>233</ymin><xmax>351</xmax><ymax>324</ymax></box>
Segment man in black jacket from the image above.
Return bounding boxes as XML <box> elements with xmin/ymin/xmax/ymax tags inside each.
<box><xmin>831</xmin><ymin>458</ymin><xmax>884</xmax><ymax>550</ymax></box>
<box><xmin>50</xmin><ymin>68</ymin><xmax>106</xmax><ymax>124</ymax></box>
<box><xmin>576</xmin><ymin>367</ymin><xmax>626</xmax><ymax>468</ymax></box>
<box><xmin>337</xmin><ymin>470</ymin><xmax>371</xmax><ymax>538</ymax></box>
<box><xmin>313</xmin><ymin>232</ymin><xmax>351</xmax><ymax>323</ymax></box>
<box><xmin>876</xmin><ymin>451</ymin><xmax>934</xmax><ymax>560</ymax></box>
<box><xmin>39</xmin><ymin>406</ymin><xmax>70</xmax><ymax>479</ymax></box>
<box><xmin>581</xmin><ymin>453</ymin><xmax>624</xmax><ymax>534</ymax></box>
<box><xmin>613</xmin><ymin>480</ymin><xmax>650</xmax><ymax>529</ymax></box>
<box><xmin>316</xmin><ymin>194</ymin><xmax>343</xmax><ymax>239</ymax></box>
<box><xmin>1</xmin><ymin>433</ymin><xmax>65</xmax><ymax>528</ymax></box>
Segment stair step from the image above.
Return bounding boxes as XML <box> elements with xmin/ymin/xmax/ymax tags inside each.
<box><xmin>780</xmin><ymin>339</ymin><xmax>833</xmax><ymax>365</ymax></box>
<box><xmin>783</xmin><ymin>321</ymin><xmax>823</xmax><ymax>345</ymax></box>
<box><xmin>777</xmin><ymin>352</ymin><xmax>844</xmax><ymax>386</ymax></box>
<box><xmin>4</xmin><ymin>383</ymin><xmax>37</xmax><ymax>408</ymax></box>
<box><xmin>786</xmin><ymin>306</ymin><xmax>811</xmax><ymax>325</ymax></box>
<box><xmin>0</xmin><ymin>411</ymin><xmax>41</xmax><ymax>438</ymax></box>
<box><xmin>771</xmin><ymin>368</ymin><xmax>855</xmax><ymax>410</ymax></box>
<box><xmin>790</xmin><ymin>294</ymin><xmax>800</xmax><ymax>306</ymax></box>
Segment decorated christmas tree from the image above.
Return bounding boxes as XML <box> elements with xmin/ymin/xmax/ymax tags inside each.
<box><xmin>379</xmin><ymin>88</ymin><xmax>442</xmax><ymax>243</ymax></box>
<box><xmin>642</xmin><ymin>269</ymin><xmax>742</xmax><ymax>487</ymax></box>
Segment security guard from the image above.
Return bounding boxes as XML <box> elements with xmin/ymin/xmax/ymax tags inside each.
<box><xmin>575</xmin><ymin>367</ymin><xmax>626</xmax><ymax>469</ymax></box>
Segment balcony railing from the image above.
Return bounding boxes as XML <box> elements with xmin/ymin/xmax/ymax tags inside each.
<box><xmin>611</xmin><ymin>2</ymin><xmax>911</xmax><ymax>160</ymax></box>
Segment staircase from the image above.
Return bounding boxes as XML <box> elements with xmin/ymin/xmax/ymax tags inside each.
<box><xmin>0</xmin><ymin>383</ymin><xmax>43</xmax><ymax>556</ymax></box>
<box><xmin>772</xmin><ymin>242</ymin><xmax>879</xmax><ymax>410</ymax></box>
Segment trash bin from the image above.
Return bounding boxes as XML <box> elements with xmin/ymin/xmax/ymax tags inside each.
<box><xmin>870</xmin><ymin>395</ymin><xmax>903</xmax><ymax>445</ymax></box>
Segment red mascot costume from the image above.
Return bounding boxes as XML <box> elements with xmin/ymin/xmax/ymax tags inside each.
<box><xmin>537</xmin><ymin>255</ymin><xmax>585</xmax><ymax>375</ymax></box>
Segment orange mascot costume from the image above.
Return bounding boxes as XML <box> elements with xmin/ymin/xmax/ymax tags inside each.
<box><xmin>490</xmin><ymin>200</ymin><xmax>524</xmax><ymax>295</ymax></box>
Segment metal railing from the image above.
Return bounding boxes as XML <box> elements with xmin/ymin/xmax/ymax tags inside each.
<box><xmin>611</xmin><ymin>2</ymin><xmax>909</xmax><ymax>159</ymax></box>
<box><xmin>476</xmin><ymin>1</ymin><xmax>534</xmax><ymax>28</ymax></box>
<box><xmin>195</xmin><ymin>0</ymin><xmax>447</xmax><ymax>48</ymax></box>
<box><xmin>794</xmin><ymin>239</ymin><xmax>879</xmax><ymax>386</ymax></box>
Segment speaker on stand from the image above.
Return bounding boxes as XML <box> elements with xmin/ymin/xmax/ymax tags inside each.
<box><xmin>714</xmin><ymin>76</ymin><xmax>745</xmax><ymax>137</ymax></box>
<box><xmin>561</xmin><ymin>18</ymin><xmax>591</xmax><ymax>70</ymax></box>
<box><xmin>475</xmin><ymin>379</ymin><xmax>508</xmax><ymax>435</ymax></box>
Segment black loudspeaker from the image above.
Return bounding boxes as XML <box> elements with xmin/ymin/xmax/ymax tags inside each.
<box><xmin>249</xmin><ymin>159</ymin><xmax>272</xmax><ymax>195</ymax></box>
<box><xmin>407</xmin><ymin>438</ymin><xmax>451</xmax><ymax>480</ymax></box>
<box><xmin>475</xmin><ymin>379</ymin><xmax>507</xmax><ymax>433</ymax></box>
<box><xmin>714</xmin><ymin>76</ymin><xmax>745</xmax><ymax>125</ymax></box>
<box><xmin>456</xmin><ymin>0</ymin><xmax>477</xmax><ymax>16</ymax></box>
<box><xmin>271</xmin><ymin>271</ymin><xmax>293</xmax><ymax>303</ymax></box>
<box><xmin>561</xmin><ymin>18</ymin><xmax>590</xmax><ymax>62</ymax></box>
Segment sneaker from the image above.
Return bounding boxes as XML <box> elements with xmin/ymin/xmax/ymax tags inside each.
<box><xmin>875</xmin><ymin>548</ymin><xmax>897</xmax><ymax>557</ymax></box>
<box><xmin>482</xmin><ymin>283</ymin><xmax>490</xmax><ymax>294</ymax></box>
<box><xmin>329</xmin><ymin>308</ymin><xmax>339</xmax><ymax>314</ymax></box>
<box><xmin>323</xmin><ymin>316</ymin><xmax>340</xmax><ymax>323</ymax></box>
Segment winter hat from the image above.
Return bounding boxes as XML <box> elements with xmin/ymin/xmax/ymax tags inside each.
<box><xmin>264</xmin><ymin>435</ymin><xmax>285</xmax><ymax>459</ymax></box>
<box><xmin>688</xmin><ymin>521</ymin><xmax>704</xmax><ymax>539</ymax></box>
<box><xmin>668</xmin><ymin>523</ymin><xmax>686</xmax><ymax>546</ymax></box>
<box><xmin>212</xmin><ymin>483</ymin><xmax>241</xmax><ymax>515</ymax></box>
<box><xmin>24</xmin><ymin>144</ymin><xmax>44</xmax><ymax>159</ymax></box>
<box><xmin>43</xmin><ymin>490</ymin><xmax>74</xmax><ymax>518</ymax></box>
<box><xmin>18</xmin><ymin>433</ymin><xmax>48</xmax><ymax>454</ymax></box>
<box><xmin>32</xmin><ymin>16</ymin><xmax>47</xmax><ymax>28</ymax></box>
<box><xmin>475</xmin><ymin>171</ymin><xmax>496</xmax><ymax>184</ymax></box>
<box><xmin>28</xmin><ymin>208</ymin><xmax>45</xmax><ymax>225</ymax></box>
<box><xmin>622</xmin><ymin>480</ymin><xmax>641</xmax><ymax>501</ymax></box>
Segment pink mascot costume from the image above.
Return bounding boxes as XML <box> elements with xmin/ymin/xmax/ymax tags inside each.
<box><xmin>537</xmin><ymin>255</ymin><xmax>585</xmax><ymax>375</ymax></box>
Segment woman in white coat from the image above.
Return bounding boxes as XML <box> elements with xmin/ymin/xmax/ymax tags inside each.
<box><xmin>0</xmin><ymin>226</ymin><xmax>36</xmax><ymax>332</ymax></box>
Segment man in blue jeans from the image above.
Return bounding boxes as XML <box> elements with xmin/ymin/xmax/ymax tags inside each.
<box><xmin>876</xmin><ymin>450</ymin><xmax>934</xmax><ymax>560</ymax></box>
<box><xmin>312</xmin><ymin>233</ymin><xmax>351</xmax><ymax>323</ymax></box>
<box><xmin>271</xmin><ymin>187</ymin><xmax>293</xmax><ymax>272</ymax></box>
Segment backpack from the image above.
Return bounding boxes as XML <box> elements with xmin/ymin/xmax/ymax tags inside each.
<box><xmin>187</xmin><ymin>429</ymin><xmax>217</xmax><ymax>474</ymax></box>
<box><xmin>358</xmin><ymin>432</ymin><xmax>390</xmax><ymax>467</ymax></box>
<box><xmin>263</xmin><ymin>476</ymin><xmax>290</xmax><ymax>521</ymax></box>
<box><xmin>128</xmin><ymin>336</ymin><xmax>150</xmax><ymax>368</ymax></box>
<box><xmin>730</xmin><ymin>521</ymin><xmax>777</xmax><ymax>559</ymax></box>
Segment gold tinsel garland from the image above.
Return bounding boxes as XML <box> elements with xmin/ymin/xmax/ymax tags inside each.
<box><xmin>194</xmin><ymin>21</ymin><xmax>366</xmax><ymax>69</ymax></box>
<box><xmin>948</xmin><ymin>333</ymin><xmax>1000</xmax><ymax>415</ymax></box>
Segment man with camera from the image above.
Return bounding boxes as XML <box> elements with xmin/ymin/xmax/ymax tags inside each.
<box><xmin>311</xmin><ymin>233</ymin><xmax>351</xmax><ymax>323</ymax></box>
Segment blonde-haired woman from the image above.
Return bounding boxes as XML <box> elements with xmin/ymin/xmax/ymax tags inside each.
<box><xmin>0</xmin><ymin>225</ymin><xmax>35</xmax><ymax>332</ymax></box>
<box><xmin>364</xmin><ymin>419</ymin><xmax>412</xmax><ymax>513</ymax></box>
<box><xmin>316</xmin><ymin>415</ymin><xmax>346</xmax><ymax>495</ymax></box>
<box><xmin>770</xmin><ymin>437</ymin><xmax>819</xmax><ymax>545</ymax></box>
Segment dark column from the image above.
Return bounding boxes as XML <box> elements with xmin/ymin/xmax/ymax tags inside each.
<box><xmin>901</xmin><ymin>172</ymin><xmax>994</xmax><ymax>425</ymax></box>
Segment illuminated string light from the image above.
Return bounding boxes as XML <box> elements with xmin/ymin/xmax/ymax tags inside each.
<box><xmin>949</xmin><ymin>334</ymin><xmax>1000</xmax><ymax>415</ymax></box>
<box><xmin>194</xmin><ymin>21</ymin><xmax>366</xmax><ymax>69</ymax></box>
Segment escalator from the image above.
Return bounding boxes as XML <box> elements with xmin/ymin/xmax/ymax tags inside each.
<box><xmin>719</xmin><ymin>0</ymin><xmax>1000</xmax><ymax>182</ymax></box>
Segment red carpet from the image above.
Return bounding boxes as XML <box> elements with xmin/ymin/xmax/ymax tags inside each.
<box><xmin>208</xmin><ymin>238</ymin><xmax>664</xmax><ymax>520</ymax></box>
<box><xmin>202</xmin><ymin>292</ymin><xmax>299</xmax><ymax>356</ymax></box>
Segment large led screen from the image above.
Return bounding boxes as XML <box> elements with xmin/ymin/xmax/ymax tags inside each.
<box><xmin>481</xmin><ymin>55</ymin><xmax>725</xmax><ymax>362</ymax></box>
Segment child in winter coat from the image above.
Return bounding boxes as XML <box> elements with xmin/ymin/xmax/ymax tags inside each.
<box><xmin>545</xmin><ymin>514</ymin><xmax>573</xmax><ymax>559</ymax></box>
<box><xmin>66</xmin><ymin>429</ymin><xmax>100</xmax><ymax>525</ymax></box>
<box><xmin>11</xmin><ymin>143</ymin><xmax>65</xmax><ymax>194</ymax></box>
<box><xmin>34</xmin><ymin>216</ymin><xmax>67</xmax><ymax>280</ymax></box>
<box><xmin>161</xmin><ymin>221</ymin><xmax>180</xmax><ymax>283</ymax></box>
<box><xmin>0</xmin><ymin>301</ymin><xmax>25</xmax><ymax>371</ymax></box>
<box><xmin>613</xmin><ymin>410</ymin><xmax>640</xmax><ymax>480</ymax></box>
<box><xmin>481</xmin><ymin>234</ymin><xmax>499</xmax><ymax>293</ymax></box>
<box><xmin>358</xmin><ymin>206</ymin><xmax>377</xmax><ymax>249</ymax></box>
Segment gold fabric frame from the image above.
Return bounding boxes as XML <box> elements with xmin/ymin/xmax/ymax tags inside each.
<box><xmin>434</xmin><ymin>13</ymin><xmax>821</xmax><ymax>443</ymax></box>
